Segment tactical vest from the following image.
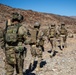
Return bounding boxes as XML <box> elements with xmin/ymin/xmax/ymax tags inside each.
<box><xmin>49</xmin><ymin>28</ymin><xmax>56</xmax><ymax>38</ymax></box>
<box><xmin>5</xmin><ymin>24</ymin><xmax>21</xmax><ymax>43</ymax></box>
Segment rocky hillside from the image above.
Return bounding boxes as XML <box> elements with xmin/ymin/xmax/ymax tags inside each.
<box><xmin>70</xmin><ymin>16</ymin><xmax>76</xmax><ymax>19</ymax></box>
<box><xmin>0</xmin><ymin>4</ymin><xmax>76</xmax><ymax>33</ymax></box>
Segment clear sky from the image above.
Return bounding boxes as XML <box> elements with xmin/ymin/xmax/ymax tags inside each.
<box><xmin>0</xmin><ymin>0</ymin><xmax>76</xmax><ymax>16</ymax></box>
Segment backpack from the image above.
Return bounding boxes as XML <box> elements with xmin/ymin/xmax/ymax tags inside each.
<box><xmin>5</xmin><ymin>24</ymin><xmax>21</xmax><ymax>43</ymax></box>
<box><xmin>29</xmin><ymin>29</ymin><xmax>37</xmax><ymax>44</ymax></box>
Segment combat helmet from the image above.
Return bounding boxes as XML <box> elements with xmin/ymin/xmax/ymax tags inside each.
<box><xmin>61</xmin><ymin>22</ymin><xmax>65</xmax><ymax>28</ymax></box>
<box><xmin>34</xmin><ymin>22</ymin><xmax>41</xmax><ymax>29</ymax></box>
<box><xmin>51</xmin><ymin>23</ymin><xmax>55</xmax><ymax>28</ymax></box>
<box><xmin>12</xmin><ymin>12</ymin><xmax>23</xmax><ymax>22</ymax></box>
<box><xmin>61</xmin><ymin>22</ymin><xmax>65</xmax><ymax>26</ymax></box>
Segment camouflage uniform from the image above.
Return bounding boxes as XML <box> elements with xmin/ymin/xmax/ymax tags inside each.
<box><xmin>29</xmin><ymin>22</ymin><xmax>44</xmax><ymax>71</ymax></box>
<box><xmin>4</xmin><ymin>13</ymin><xmax>27</xmax><ymax>75</ymax></box>
<box><xmin>0</xmin><ymin>27</ymin><xmax>4</xmax><ymax>48</ymax></box>
<box><xmin>59</xmin><ymin>23</ymin><xmax>68</xmax><ymax>50</ymax></box>
<box><xmin>48</xmin><ymin>24</ymin><xmax>57</xmax><ymax>57</ymax></box>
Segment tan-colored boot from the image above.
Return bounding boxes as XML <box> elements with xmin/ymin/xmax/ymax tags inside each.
<box><xmin>60</xmin><ymin>40</ymin><xmax>63</xmax><ymax>50</ymax></box>
<box><xmin>60</xmin><ymin>37</ymin><xmax>64</xmax><ymax>50</ymax></box>
<box><xmin>64</xmin><ymin>42</ymin><xmax>67</xmax><ymax>48</ymax></box>
<box><xmin>50</xmin><ymin>51</ymin><xmax>54</xmax><ymax>58</ymax></box>
<box><xmin>17</xmin><ymin>74</ymin><xmax>23</xmax><ymax>75</ymax></box>
<box><xmin>35</xmin><ymin>64</ymin><xmax>40</xmax><ymax>72</ymax></box>
<box><xmin>30</xmin><ymin>57</ymin><xmax>35</xmax><ymax>70</ymax></box>
<box><xmin>35</xmin><ymin>63</ymin><xmax>43</xmax><ymax>72</ymax></box>
<box><xmin>35</xmin><ymin>58</ymin><xmax>42</xmax><ymax>72</ymax></box>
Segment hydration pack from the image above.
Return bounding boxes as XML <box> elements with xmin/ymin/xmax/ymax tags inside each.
<box><xmin>29</xmin><ymin>29</ymin><xmax>37</xmax><ymax>44</ymax></box>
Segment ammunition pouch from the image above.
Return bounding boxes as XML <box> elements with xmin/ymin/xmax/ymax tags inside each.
<box><xmin>15</xmin><ymin>46</ymin><xmax>24</xmax><ymax>53</ymax></box>
<box><xmin>36</xmin><ymin>39</ymin><xmax>44</xmax><ymax>46</ymax></box>
<box><xmin>24</xmin><ymin>38</ymin><xmax>31</xmax><ymax>45</ymax></box>
<box><xmin>49</xmin><ymin>36</ymin><xmax>54</xmax><ymax>38</ymax></box>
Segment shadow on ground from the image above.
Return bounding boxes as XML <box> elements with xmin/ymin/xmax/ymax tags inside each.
<box><xmin>23</xmin><ymin>60</ymin><xmax>46</xmax><ymax>75</ymax></box>
<box><xmin>48</xmin><ymin>49</ymin><xmax>58</xmax><ymax>57</ymax></box>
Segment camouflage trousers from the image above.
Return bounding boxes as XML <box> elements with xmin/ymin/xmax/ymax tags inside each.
<box><xmin>60</xmin><ymin>35</ymin><xmax>67</xmax><ymax>49</ymax></box>
<box><xmin>30</xmin><ymin>44</ymin><xmax>42</xmax><ymax>58</ymax></box>
<box><xmin>5</xmin><ymin>47</ymin><xmax>24</xmax><ymax>75</ymax></box>
<box><xmin>30</xmin><ymin>44</ymin><xmax>43</xmax><ymax>71</ymax></box>
<box><xmin>49</xmin><ymin>38</ymin><xmax>56</xmax><ymax>56</ymax></box>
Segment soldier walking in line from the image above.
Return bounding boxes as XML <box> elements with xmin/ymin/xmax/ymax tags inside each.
<box><xmin>3</xmin><ymin>12</ymin><xmax>28</xmax><ymax>75</ymax></box>
<box><xmin>29</xmin><ymin>22</ymin><xmax>44</xmax><ymax>72</ymax></box>
<box><xmin>59</xmin><ymin>22</ymin><xmax>68</xmax><ymax>50</ymax></box>
<box><xmin>47</xmin><ymin>24</ymin><xmax>57</xmax><ymax>58</ymax></box>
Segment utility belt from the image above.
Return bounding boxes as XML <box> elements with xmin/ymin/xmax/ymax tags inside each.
<box><xmin>29</xmin><ymin>42</ymin><xmax>36</xmax><ymax>45</ymax></box>
<box><xmin>49</xmin><ymin>35</ymin><xmax>56</xmax><ymax>38</ymax></box>
<box><xmin>6</xmin><ymin>42</ymin><xmax>25</xmax><ymax>53</ymax></box>
<box><xmin>60</xmin><ymin>35</ymin><xmax>66</xmax><ymax>37</ymax></box>
<box><xmin>6</xmin><ymin>42</ymin><xmax>18</xmax><ymax>46</ymax></box>
<box><xmin>60</xmin><ymin>33</ymin><xmax>66</xmax><ymax>35</ymax></box>
<box><xmin>50</xmin><ymin>37</ymin><xmax>54</xmax><ymax>38</ymax></box>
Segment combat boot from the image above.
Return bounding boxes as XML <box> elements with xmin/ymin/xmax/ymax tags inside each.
<box><xmin>64</xmin><ymin>42</ymin><xmax>67</xmax><ymax>48</ymax></box>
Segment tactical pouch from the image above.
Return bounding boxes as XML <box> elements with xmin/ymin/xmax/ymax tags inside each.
<box><xmin>49</xmin><ymin>28</ymin><xmax>56</xmax><ymax>38</ymax></box>
<box><xmin>5</xmin><ymin>47</ymin><xmax>16</xmax><ymax>64</ymax></box>
<box><xmin>39</xmin><ymin>39</ymin><xmax>44</xmax><ymax>46</ymax></box>
<box><xmin>15</xmin><ymin>46</ymin><xmax>24</xmax><ymax>53</ymax></box>
<box><xmin>24</xmin><ymin>37</ymin><xmax>31</xmax><ymax>45</ymax></box>
<box><xmin>49</xmin><ymin>32</ymin><xmax>55</xmax><ymax>38</ymax></box>
<box><xmin>60</xmin><ymin>28</ymin><xmax>66</xmax><ymax>35</ymax></box>
<box><xmin>36</xmin><ymin>40</ymin><xmax>44</xmax><ymax>46</ymax></box>
<box><xmin>5</xmin><ymin>33</ymin><xmax>17</xmax><ymax>43</ymax></box>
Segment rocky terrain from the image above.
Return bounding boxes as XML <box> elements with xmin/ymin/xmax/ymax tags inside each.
<box><xmin>0</xmin><ymin>4</ymin><xmax>76</xmax><ymax>75</ymax></box>
<box><xmin>0</xmin><ymin>33</ymin><xmax>76</xmax><ymax>75</ymax></box>
<box><xmin>23</xmin><ymin>36</ymin><xmax>76</xmax><ymax>75</ymax></box>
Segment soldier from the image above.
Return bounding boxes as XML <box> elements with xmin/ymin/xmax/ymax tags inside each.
<box><xmin>4</xmin><ymin>12</ymin><xmax>28</xmax><ymax>75</ymax></box>
<box><xmin>48</xmin><ymin>24</ymin><xmax>57</xmax><ymax>58</ymax></box>
<box><xmin>59</xmin><ymin>22</ymin><xmax>68</xmax><ymax>50</ymax></box>
<box><xmin>29</xmin><ymin>22</ymin><xmax>44</xmax><ymax>71</ymax></box>
<box><xmin>0</xmin><ymin>27</ymin><xmax>4</xmax><ymax>49</ymax></box>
